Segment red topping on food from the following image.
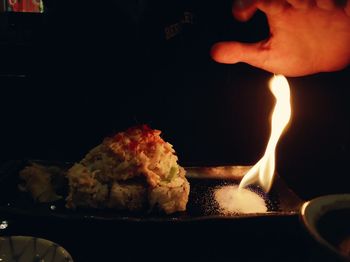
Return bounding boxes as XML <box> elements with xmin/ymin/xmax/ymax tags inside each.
<box><xmin>106</xmin><ymin>125</ymin><xmax>165</xmax><ymax>158</ymax></box>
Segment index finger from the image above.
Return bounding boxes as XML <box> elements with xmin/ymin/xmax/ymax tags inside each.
<box><xmin>232</xmin><ymin>0</ymin><xmax>258</xmax><ymax>21</ymax></box>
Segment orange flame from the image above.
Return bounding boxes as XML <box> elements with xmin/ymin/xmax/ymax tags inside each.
<box><xmin>239</xmin><ymin>75</ymin><xmax>291</xmax><ymax>192</ymax></box>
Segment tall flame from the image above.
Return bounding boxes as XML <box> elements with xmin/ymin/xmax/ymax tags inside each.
<box><xmin>239</xmin><ymin>75</ymin><xmax>291</xmax><ymax>192</ymax></box>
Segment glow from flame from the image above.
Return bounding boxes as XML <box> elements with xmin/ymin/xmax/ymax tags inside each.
<box><xmin>239</xmin><ymin>75</ymin><xmax>291</xmax><ymax>192</ymax></box>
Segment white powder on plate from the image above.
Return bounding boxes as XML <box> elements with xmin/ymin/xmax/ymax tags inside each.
<box><xmin>214</xmin><ymin>185</ymin><xmax>267</xmax><ymax>214</ymax></box>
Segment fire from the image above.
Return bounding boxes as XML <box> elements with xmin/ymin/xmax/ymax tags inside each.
<box><xmin>239</xmin><ymin>75</ymin><xmax>292</xmax><ymax>192</ymax></box>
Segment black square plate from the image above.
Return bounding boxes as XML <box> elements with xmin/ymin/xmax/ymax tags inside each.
<box><xmin>0</xmin><ymin>160</ymin><xmax>304</xmax><ymax>222</ymax></box>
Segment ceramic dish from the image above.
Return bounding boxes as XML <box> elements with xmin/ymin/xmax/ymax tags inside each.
<box><xmin>301</xmin><ymin>194</ymin><xmax>350</xmax><ymax>262</ymax></box>
<box><xmin>0</xmin><ymin>235</ymin><xmax>73</xmax><ymax>262</ymax></box>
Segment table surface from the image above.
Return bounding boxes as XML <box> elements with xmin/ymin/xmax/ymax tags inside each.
<box><xmin>0</xmin><ymin>213</ymin><xmax>338</xmax><ymax>262</ymax></box>
<box><xmin>0</xmin><ymin>161</ymin><xmax>343</xmax><ymax>262</ymax></box>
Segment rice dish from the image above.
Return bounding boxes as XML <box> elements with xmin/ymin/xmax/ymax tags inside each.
<box><xmin>66</xmin><ymin>125</ymin><xmax>189</xmax><ymax>214</ymax></box>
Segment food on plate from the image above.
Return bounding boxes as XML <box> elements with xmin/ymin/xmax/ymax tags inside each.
<box><xmin>65</xmin><ymin>125</ymin><xmax>189</xmax><ymax>214</ymax></box>
<box><xmin>18</xmin><ymin>125</ymin><xmax>189</xmax><ymax>214</ymax></box>
<box><xmin>18</xmin><ymin>163</ymin><xmax>66</xmax><ymax>202</ymax></box>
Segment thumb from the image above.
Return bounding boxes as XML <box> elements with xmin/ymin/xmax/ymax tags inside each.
<box><xmin>211</xmin><ymin>40</ymin><xmax>271</xmax><ymax>68</ymax></box>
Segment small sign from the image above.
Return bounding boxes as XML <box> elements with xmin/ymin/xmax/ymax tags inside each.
<box><xmin>0</xmin><ymin>0</ymin><xmax>44</xmax><ymax>13</ymax></box>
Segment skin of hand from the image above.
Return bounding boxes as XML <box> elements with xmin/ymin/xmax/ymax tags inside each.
<box><xmin>211</xmin><ymin>0</ymin><xmax>350</xmax><ymax>76</ymax></box>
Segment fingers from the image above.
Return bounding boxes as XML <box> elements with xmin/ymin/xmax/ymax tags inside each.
<box><xmin>233</xmin><ymin>0</ymin><xmax>350</xmax><ymax>17</ymax></box>
<box><xmin>211</xmin><ymin>41</ymin><xmax>270</xmax><ymax>67</ymax></box>
<box><xmin>286</xmin><ymin>0</ymin><xmax>313</xmax><ymax>10</ymax></box>
<box><xmin>232</xmin><ymin>0</ymin><xmax>258</xmax><ymax>21</ymax></box>
<box><xmin>232</xmin><ymin>0</ymin><xmax>289</xmax><ymax>21</ymax></box>
<box><xmin>256</xmin><ymin>0</ymin><xmax>290</xmax><ymax>14</ymax></box>
<box><xmin>315</xmin><ymin>0</ymin><xmax>350</xmax><ymax>16</ymax></box>
<box><xmin>345</xmin><ymin>0</ymin><xmax>350</xmax><ymax>16</ymax></box>
<box><xmin>288</xmin><ymin>0</ymin><xmax>348</xmax><ymax>11</ymax></box>
<box><xmin>315</xmin><ymin>0</ymin><xmax>336</xmax><ymax>10</ymax></box>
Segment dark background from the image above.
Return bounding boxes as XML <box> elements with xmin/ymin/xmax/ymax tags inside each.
<box><xmin>0</xmin><ymin>0</ymin><xmax>349</xmax><ymax>200</ymax></box>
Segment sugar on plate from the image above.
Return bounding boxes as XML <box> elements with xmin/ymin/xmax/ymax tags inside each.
<box><xmin>214</xmin><ymin>185</ymin><xmax>267</xmax><ymax>215</ymax></box>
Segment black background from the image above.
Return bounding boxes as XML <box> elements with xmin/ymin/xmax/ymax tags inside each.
<box><xmin>0</xmin><ymin>0</ymin><xmax>349</xmax><ymax>201</ymax></box>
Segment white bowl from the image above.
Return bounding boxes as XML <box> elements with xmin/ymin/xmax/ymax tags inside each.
<box><xmin>301</xmin><ymin>194</ymin><xmax>350</xmax><ymax>262</ymax></box>
<box><xmin>0</xmin><ymin>236</ymin><xmax>73</xmax><ymax>262</ymax></box>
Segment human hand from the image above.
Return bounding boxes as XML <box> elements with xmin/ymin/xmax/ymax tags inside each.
<box><xmin>211</xmin><ymin>0</ymin><xmax>350</xmax><ymax>76</ymax></box>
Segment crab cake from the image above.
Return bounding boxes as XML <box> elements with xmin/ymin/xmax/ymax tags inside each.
<box><xmin>66</xmin><ymin>125</ymin><xmax>189</xmax><ymax>214</ymax></box>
